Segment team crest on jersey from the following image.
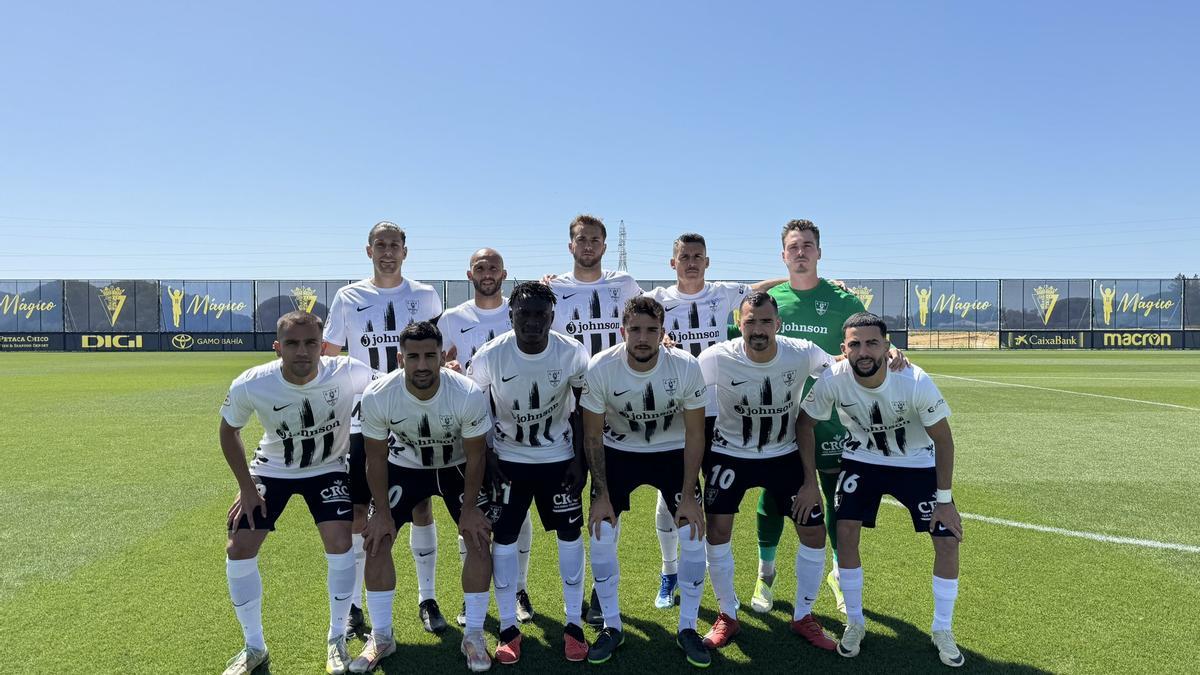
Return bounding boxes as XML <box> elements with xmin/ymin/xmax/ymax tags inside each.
<box><xmin>547</xmin><ymin>369</ymin><xmax>563</xmax><ymax>386</ymax></box>
<box><xmin>891</xmin><ymin>401</ymin><xmax>907</xmax><ymax>415</ymax></box>
<box><xmin>440</xmin><ymin>414</ymin><xmax>455</xmax><ymax>429</ymax></box>
<box><xmin>323</xmin><ymin>387</ymin><xmax>340</xmax><ymax>406</ymax></box>
<box><xmin>815</xmin><ymin>300</ymin><xmax>828</xmax><ymax>316</ymax></box>
<box><xmin>405</xmin><ymin>300</ymin><xmax>419</xmax><ymax>314</ymax></box>
<box><xmin>663</xmin><ymin>378</ymin><xmax>679</xmax><ymax>394</ymax></box>
<box><xmin>608</xmin><ymin>288</ymin><xmax>621</xmax><ymax>302</ymax></box>
<box><xmin>782</xmin><ymin>370</ymin><xmax>797</xmax><ymax>386</ymax></box>
<box><xmin>707</xmin><ymin>298</ymin><xmax>721</xmax><ymax>313</ymax></box>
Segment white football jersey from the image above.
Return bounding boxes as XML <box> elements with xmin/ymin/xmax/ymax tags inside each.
<box><xmin>359</xmin><ymin>368</ymin><xmax>492</xmax><ymax>469</ymax></box>
<box><xmin>580</xmin><ymin>344</ymin><xmax>708</xmax><ymax>453</ymax></box>
<box><xmin>221</xmin><ymin>356</ymin><xmax>375</xmax><ymax>479</ymax></box>
<box><xmin>802</xmin><ymin>361</ymin><xmax>950</xmax><ymax>469</ymax></box>
<box><xmin>438</xmin><ymin>298</ymin><xmax>511</xmax><ymax>370</ymax></box>
<box><xmin>323</xmin><ymin>278</ymin><xmax>443</xmax><ymax>373</ymax></box>
<box><xmin>699</xmin><ymin>337</ymin><xmax>834</xmax><ymax>459</ymax></box>
<box><xmin>549</xmin><ymin>270</ymin><xmax>642</xmax><ymax>356</ymax></box>
<box><xmin>643</xmin><ymin>282</ymin><xmax>751</xmax><ymax>358</ymax></box>
<box><xmin>467</xmin><ymin>331</ymin><xmax>589</xmax><ymax>463</ymax></box>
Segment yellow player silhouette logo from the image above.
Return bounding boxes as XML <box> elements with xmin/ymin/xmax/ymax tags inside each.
<box><xmin>167</xmin><ymin>286</ymin><xmax>186</xmax><ymax>328</ymax></box>
<box><xmin>915</xmin><ymin>286</ymin><xmax>932</xmax><ymax>327</ymax></box>
<box><xmin>1099</xmin><ymin>284</ymin><xmax>1117</xmax><ymax>325</ymax></box>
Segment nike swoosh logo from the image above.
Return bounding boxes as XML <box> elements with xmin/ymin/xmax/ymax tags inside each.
<box><xmin>233</xmin><ymin>599</ymin><xmax>254</xmax><ymax>607</ymax></box>
<box><xmin>663</xmin><ymin>305</ymin><xmax>679</xmax><ymax>313</ymax></box>
<box><xmin>595</xmin><ymin>576</ymin><xmax>612</xmax><ymax>583</ymax></box>
<box><xmin>501</xmin><ymin>375</ymin><xmax>518</xmax><ymax>382</ymax></box>
<box><xmin>460</xmin><ymin>326</ymin><xmax>475</xmax><ymax>333</ymax></box>
<box><xmin>390</xmin><ymin>419</ymin><xmax>407</xmax><ymax>425</ymax></box>
<box><xmin>418</xmin><ymin>551</ymin><xmax>434</xmax><ymax>557</ymax></box>
<box><xmin>562</xmin><ymin>293</ymin><xmax>577</xmax><ymax>300</ymax></box>
<box><xmin>273</xmin><ymin>404</ymin><xmax>292</xmax><ymax>411</ymax></box>
<box><xmin>613</xmin><ymin>390</ymin><xmax>630</xmax><ymax>397</ymax></box>
<box><xmin>336</xmin><ymin>508</ymin><xmax>352</xmax><ymax>515</ymax></box>
<box><xmin>568</xmin><ymin>515</ymin><xmax>582</xmax><ymax>524</ymax></box>
<box><xmin>839</xmin><ymin>402</ymin><xmax>858</xmax><ymax>407</ymax></box>
<box><xmin>335</xmin><ymin>594</ymin><xmax>352</xmax><ymax>601</ymax></box>
<box><xmin>730</xmin><ymin>380</ymin><xmax>748</xmax><ymax>386</ymax></box>
<box><xmin>356</xmin><ymin>306</ymin><xmax>373</xmax><ymax>312</ymax></box>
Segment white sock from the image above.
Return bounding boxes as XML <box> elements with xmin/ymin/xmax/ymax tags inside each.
<box><xmin>677</xmin><ymin>524</ymin><xmax>706</xmax><ymax>631</ymax></box>
<box><xmin>227</xmin><ymin>557</ymin><xmax>265</xmax><ymax>650</ymax></box>
<box><xmin>493</xmin><ymin>542</ymin><xmax>519</xmax><ymax>630</ymax></box>
<box><xmin>705</xmin><ymin>541</ymin><xmax>738</xmax><ymax>618</ymax></box>
<box><xmin>517</xmin><ymin>512</ymin><xmax>534</xmax><ymax>590</ymax></box>
<box><xmin>326</xmin><ymin>550</ymin><xmax>356</xmax><ymax>639</ymax></box>
<box><xmin>457</xmin><ymin>534</ymin><xmax>467</xmax><ymax>566</ymax></box>
<box><xmin>365</xmin><ymin>589</ymin><xmax>395</xmax><ymax>640</ymax></box>
<box><xmin>793</xmin><ymin>544</ymin><xmax>825</xmax><ymax>619</ymax></box>
<box><xmin>589</xmin><ymin>521</ymin><xmax>622</xmax><ymax>630</ymax></box>
<box><xmin>352</xmin><ymin>533</ymin><xmax>366</xmax><ymax>608</ymax></box>
<box><xmin>840</xmin><ymin>566</ymin><xmax>865</xmax><ymax>624</ymax></box>
<box><xmin>932</xmin><ymin>575</ymin><xmax>959</xmax><ymax>632</ymax></box>
<box><xmin>465</xmin><ymin>591</ymin><xmax>490</xmax><ymax>633</ymax></box>
<box><xmin>655</xmin><ymin>493</ymin><xmax>679</xmax><ymax>575</ymax></box>
<box><xmin>758</xmin><ymin>558</ymin><xmax>776</xmax><ymax>579</ymax></box>
<box><xmin>558</xmin><ymin>536</ymin><xmax>586</xmax><ymax>627</ymax></box>
<box><xmin>409</xmin><ymin>523</ymin><xmax>438</xmax><ymax>603</ymax></box>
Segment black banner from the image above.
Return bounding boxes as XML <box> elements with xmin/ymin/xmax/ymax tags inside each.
<box><xmin>254</xmin><ymin>280</ymin><xmax>352</xmax><ymax>332</ymax></box>
<box><xmin>1187</xmin><ymin>331</ymin><xmax>1200</xmax><ymax>349</ymax></box>
<box><xmin>63</xmin><ymin>280</ymin><xmax>160</xmax><ymax>332</ymax></box>
<box><xmin>888</xmin><ymin>331</ymin><xmax>908</xmax><ymax>350</ymax></box>
<box><xmin>1092</xmin><ymin>331</ymin><xmax>1181</xmax><ymax>350</ymax></box>
<box><xmin>1184</xmin><ymin>279</ymin><xmax>1200</xmax><ymax>329</ymax></box>
<box><xmin>1001</xmin><ymin>331</ymin><xmax>1088</xmax><ymax>349</ymax></box>
<box><xmin>0</xmin><ymin>332</ymin><xmax>64</xmax><ymax>351</ymax></box>
<box><xmin>161</xmin><ymin>281</ymin><xmax>254</xmax><ymax>333</ymax></box>
<box><xmin>844</xmin><ymin>280</ymin><xmax>908</xmax><ymax>330</ymax></box>
<box><xmin>909</xmin><ymin>280</ymin><xmax>999</xmax><ymax>330</ymax></box>
<box><xmin>65</xmin><ymin>332</ymin><xmax>162</xmax><ymax>351</ymax></box>
<box><xmin>1000</xmin><ymin>280</ymin><xmax>1092</xmax><ymax>330</ymax></box>
<box><xmin>0</xmin><ymin>280</ymin><xmax>64</xmax><ymax>332</ymax></box>
<box><xmin>163</xmin><ymin>332</ymin><xmax>257</xmax><ymax>351</ymax></box>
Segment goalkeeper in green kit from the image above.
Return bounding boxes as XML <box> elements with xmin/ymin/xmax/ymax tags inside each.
<box><xmin>733</xmin><ymin>220</ymin><xmax>907</xmax><ymax>615</ymax></box>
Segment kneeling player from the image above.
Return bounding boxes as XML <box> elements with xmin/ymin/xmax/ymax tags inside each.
<box><xmin>799</xmin><ymin>312</ymin><xmax>965</xmax><ymax>667</ymax></box>
<box><xmin>697</xmin><ymin>292</ymin><xmax>839</xmax><ymax>653</ymax></box>
<box><xmin>352</xmin><ymin>322</ymin><xmax>495</xmax><ymax>673</ymax></box>
<box><xmin>219</xmin><ymin>311</ymin><xmax>375</xmax><ymax>675</ymax></box>
<box><xmin>467</xmin><ymin>281</ymin><xmax>592</xmax><ymax>664</ymax></box>
<box><xmin>582</xmin><ymin>297</ymin><xmax>710</xmax><ymax>667</ymax></box>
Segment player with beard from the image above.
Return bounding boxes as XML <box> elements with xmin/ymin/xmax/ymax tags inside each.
<box><xmin>641</xmin><ymin>232</ymin><xmax>786</xmax><ymax>610</ymax></box>
<box><xmin>439</xmin><ymin>248</ymin><xmax>538</xmax><ymax>626</ymax></box>
<box><xmin>219</xmin><ymin>312</ymin><xmax>374</xmax><ymax>675</ymax></box>
<box><xmin>581</xmin><ymin>297</ymin><xmax>712</xmax><ymax>667</ymax></box>
<box><xmin>322</xmin><ymin>221</ymin><xmax>447</xmax><ymax>636</ymax></box>
<box><xmin>799</xmin><ymin>313</ymin><xmax>964</xmax><ymax>667</ymax></box>
<box><xmin>746</xmin><ymin>219</ymin><xmax>905</xmax><ymax>618</ymax></box>
<box><xmin>467</xmin><ymin>282</ymin><xmax>592</xmax><ymax>664</ymax></box>
<box><xmin>351</xmin><ymin>322</ymin><xmax>495</xmax><ymax>673</ymax></box>
<box><xmin>696</xmin><ymin>292</ymin><xmax>839</xmax><ymax>654</ymax></box>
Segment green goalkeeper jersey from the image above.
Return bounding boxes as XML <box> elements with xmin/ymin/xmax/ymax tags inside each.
<box><xmin>731</xmin><ymin>279</ymin><xmax>865</xmax><ymax>469</ymax></box>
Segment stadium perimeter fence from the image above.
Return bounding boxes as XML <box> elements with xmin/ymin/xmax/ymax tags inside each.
<box><xmin>1</xmin><ymin>278</ymin><xmax>1198</xmax><ymax>352</ymax></box>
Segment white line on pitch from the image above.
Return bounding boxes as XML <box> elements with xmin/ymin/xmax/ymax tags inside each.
<box><xmin>881</xmin><ymin>500</ymin><xmax>1200</xmax><ymax>553</ymax></box>
<box><xmin>930</xmin><ymin>373</ymin><xmax>1200</xmax><ymax>412</ymax></box>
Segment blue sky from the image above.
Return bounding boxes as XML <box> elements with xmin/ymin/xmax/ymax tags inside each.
<box><xmin>2</xmin><ymin>1</ymin><xmax>1197</xmax><ymax>282</ymax></box>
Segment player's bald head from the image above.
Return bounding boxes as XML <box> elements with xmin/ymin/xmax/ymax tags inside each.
<box><xmin>469</xmin><ymin>247</ymin><xmax>504</xmax><ymax>267</ymax></box>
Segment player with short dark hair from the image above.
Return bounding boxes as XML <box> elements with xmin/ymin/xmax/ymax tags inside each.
<box><xmin>581</xmin><ymin>296</ymin><xmax>711</xmax><ymax>666</ymax></box>
<box><xmin>467</xmin><ymin>282</ymin><xmax>593</xmax><ymax>664</ymax></box>
<box><xmin>799</xmin><ymin>312</ymin><xmax>964</xmax><ymax>667</ymax></box>
<box><xmin>696</xmin><ymin>293</ymin><xmax>841</xmax><ymax>653</ymax></box>
<box><xmin>350</xmin><ymin>321</ymin><xmax>495</xmax><ymax>672</ymax></box>
<box><xmin>322</xmin><ymin>221</ymin><xmax>446</xmax><ymax>636</ymax></box>
<box><xmin>219</xmin><ymin>311</ymin><xmax>375</xmax><ymax>675</ymax></box>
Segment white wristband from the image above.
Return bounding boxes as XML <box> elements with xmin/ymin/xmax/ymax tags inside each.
<box><xmin>935</xmin><ymin>489</ymin><xmax>952</xmax><ymax>503</ymax></box>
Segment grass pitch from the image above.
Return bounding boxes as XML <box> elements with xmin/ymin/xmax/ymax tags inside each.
<box><xmin>1</xmin><ymin>351</ymin><xmax>1197</xmax><ymax>674</ymax></box>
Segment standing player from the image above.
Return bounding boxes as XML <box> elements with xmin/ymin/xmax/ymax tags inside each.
<box><xmin>581</xmin><ymin>297</ymin><xmax>712</xmax><ymax>667</ymax></box>
<box><xmin>322</xmin><ymin>221</ymin><xmax>447</xmax><ymax>634</ymax></box>
<box><xmin>219</xmin><ymin>311</ymin><xmax>375</xmax><ymax>675</ymax></box>
<box><xmin>351</xmin><ymin>322</ymin><xmax>495</xmax><ymax>673</ymax></box>
<box><xmin>798</xmin><ymin>312</ymin><xmax>964</xmax><ymax>667</ymax></box>
<box><xmin>641</xmin><ymin>232</ymin><xmax>785</xmax><ymax>609</ymax></box>
<box><xmin>438</xmin><ymin>248</ymin><xmax>538</xmax><ymax>625</ymax></box>
<box><xmin>747</xmin><ymin>219</ymin><xmax>897</xmax><ymax>617</ymax></box>
<box><xmin>467</xmin><ymin>282</ymin><xmax>592</xmax><ymax>664</ymax></box>
<box><xmin>697</xmin><ymin>292</ymin><xmax>839</xmax><ymax>653</ymax></box>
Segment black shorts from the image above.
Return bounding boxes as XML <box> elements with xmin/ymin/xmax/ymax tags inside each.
<box><xmin>834</xmin><ymin>458</ymin><xmax>955</xmax><ymax>537</ymax></box>
<box><xmin>383</xmin><ymin>461</ymin><xmax>489</xmax><ymax>528</ymax></box>
<box><xmin>596</xmin><ymin>447</ymin><xmax>701</xmax><ymax>517</ymax></box>
<box><xmin>702</xmin><ymin>451</ymin><xmax>822</xmax><ymax>526</ymax></box>
<box><xmin>349</xmin><ymin>433</ymin><xmax>370</xmax><ymax>505</ymax></box>
<box><xmin>489</xmin><ymin>458</ymin><xmax>583</xmax><ymax>543</ymax></box>
<box><xmin>232</xmin><ymin>471</ymin><xmax>354</xmax><ymax>531</ymax></box>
